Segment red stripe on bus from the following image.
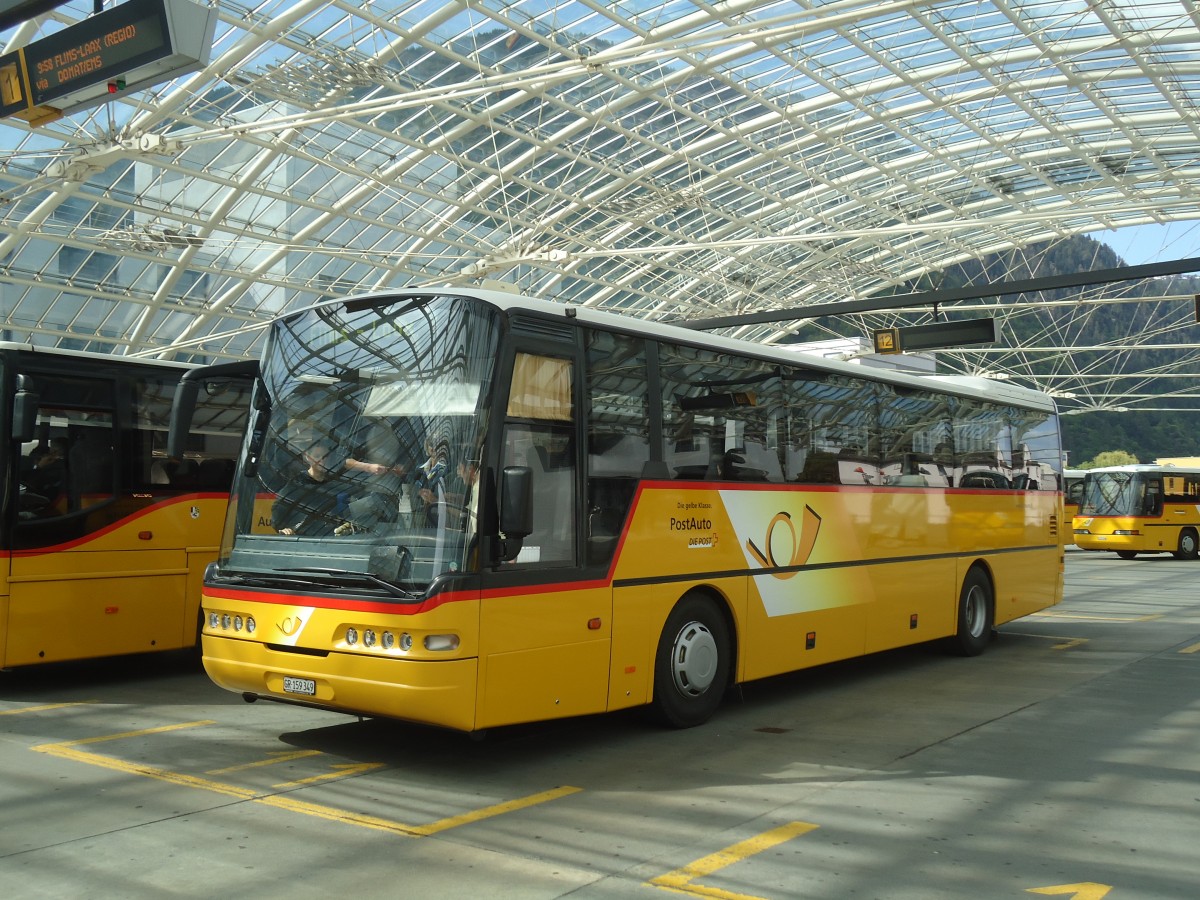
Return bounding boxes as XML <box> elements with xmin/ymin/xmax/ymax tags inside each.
<box><xmin>8</xmin><ymin>493</ymin><xmax>227</xmax><ymax>556</ymax></box>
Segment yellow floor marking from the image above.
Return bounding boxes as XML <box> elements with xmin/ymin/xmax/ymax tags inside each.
<box><xmin>0</xmin><ymin>701</ymin><xmax>94</xmax><ymax>716</ymax></box>
<box><xmin>40</xmin><ymin>720</ymin><xmax>217</xmax><ymax>745</ymax></box>
<box><xmin>273</xmin><ymin>761</ymin><xmax>385</xmax><ymax>787</ymax></box>
<box><xmin>1051</xmin><ymin>637</ymin><xmax>1087</xmax><ymax>650</ymax></box>
<box><xmin>1005</xmin><ymin>632</ymin><xmax>1088</xmax><ymax>650</ymax></box>
<box><xmin>1028</xmin><ymin>883</ymin><xmax>1112</xmax><ymax>899</ymax></box>
<box><xmin>1179</xmin><ymin>641</ymin><xmax>1200</xmax><ymax>654</ymax></box>
<box><xmin>207</xmin><ymin>749</ymin><xmax>322</xmax><ymax>775</ymax></box>
<box><xmin>31</xmin><ymin>723</ymin><xmax>580</xmax><ymax>837</ymax></box>
<box><xmin>410</xmin><ymin>785</ymin><xmax>583</xmax><ymax>836</ymax></box>
<box><xmin>648</xmin><ymin>821</ymin><xmax>818</xmax><ymax>900</ymax></box>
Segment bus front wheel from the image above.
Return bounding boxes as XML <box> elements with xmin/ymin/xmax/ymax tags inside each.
<box><xmin>1174</xmin><ymin>529</ymin><xmax>1199</xmax><ymax>560</ymax></box>
<box><xmin>950</xmin><ymin>567</ymin><xmax>993</xmax><ymax>657</ymax></box>
<box><xmin>651</xmin><ymin>594</ymin><xmax>731</xmax><ymax>728</ymax></box>
<box><xmin>1116</xmin><ymin>550</ymin><xmax>1138</xmax><ymax>560</ymax></box>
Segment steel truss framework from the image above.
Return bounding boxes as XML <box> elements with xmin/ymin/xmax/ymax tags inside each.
<box><xmin>2</xmin><ymin>0</ymin><xmax>1200</xmax><ymax>416</ymax></box>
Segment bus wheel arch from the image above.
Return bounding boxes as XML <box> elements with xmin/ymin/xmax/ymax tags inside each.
<box><xmin>950</xmin><ymin>563</ymin><xmax>994</xmax><ymax>657</ymax></box>
<box><xmin>651</xmin><ymin>588</ymin><xmax>735</xmax><ymax>728</ymax></box>
<box><xmin>1174</xmin><ymin>529</ymin><xmax>1199</xmax><ymax>560</ymax></box>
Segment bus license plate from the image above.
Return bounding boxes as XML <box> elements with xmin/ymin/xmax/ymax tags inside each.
<box><xmin>283</xmin><ymin>676</ymin><xmax>316</xmax><ymax>696</ymax></box>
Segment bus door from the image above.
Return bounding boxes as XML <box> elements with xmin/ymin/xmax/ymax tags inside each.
<box><xmin>4</xmin><ymin>369</ymin><xmax>184</xmax><ymax>666</ymax></box>
<box><xmin>475</xmin><ymin>334</ymin><xmax>612</xmax><ymax>728</ymax></box>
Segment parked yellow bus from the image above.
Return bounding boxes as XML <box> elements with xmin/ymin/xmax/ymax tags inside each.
<box><xmin>1063</xmin><ymin>469</ymin><xmax>1085</xmax><ymax>521</ymax></box>
<box><xmin>1</xmin><ymin>342</ymin><xmax>248</xmax><ymax>668</ymax></box>
<box><xmin>1073</xmin><ymin>465</ymin><xmax>1200</xmax><ymax>559</ymax></box>
<box><xmin>192</xmin><ymin>290</ymin><xmax>1064</xmax><ymax>731</ymax></box>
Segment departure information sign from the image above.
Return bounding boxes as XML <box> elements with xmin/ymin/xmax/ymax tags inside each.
<box><xmin>1</xmin><ymin>0</ymin><xmax>215</xmax><ymax>122</ymax></box>
<box><xmin>25</xmin><ymin>0</ymin><xmax>170</xmax><ymax>106</ymax></box>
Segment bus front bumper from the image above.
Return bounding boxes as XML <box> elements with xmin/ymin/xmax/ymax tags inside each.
<box><xmin>202</xmin><ymin>633</ymin><xmax>479</xmax><ymax>732</ymax></box>
<box><xmin>1072</xmin><ymin>530</ymin><xmax>1140</xmax><ymax>552</ymax></box>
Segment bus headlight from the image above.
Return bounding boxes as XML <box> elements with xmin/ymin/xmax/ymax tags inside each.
<box><xmin>246</xmin><ymin>616</ymin><xmax>256</xmax><ymax>634</ymax></box>
<box><xmin>424</xmin><ymin>634</ymin><xmax>460</xmax><ymax>652</ymax></box>
<box><xmin>208</xmin><ymin>612</ymin><xmax>220</xmax><ymax>629</ymax></box>
<box><xmin>363</xmin><ymin>629</ymin><xmax>376</xmax><ymax>648</ymax></box>
<box><xmin>1113</xmin><ymin>529</ymin><xmax>1141</xmax><ymax>536</ymax></box>
<box><xmin>382</xmin><ymin>631</ymin><xmax>395</xmax><ymax>650</ymax></box>
<box><xmin>345</xmin><ymin>627</ymin><xmax>358</xmax><ymax>646</ymax></box>
<box><xmin>399</xmin><ymin>633</ymin><xmax>413</xmax><ymax>651</ymax></box>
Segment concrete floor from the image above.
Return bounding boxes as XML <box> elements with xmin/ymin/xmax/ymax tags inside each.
<box><xmin>2</xmin><ymin>550</ymin><xmax>1198</xmax><ymax>899</ymax></box>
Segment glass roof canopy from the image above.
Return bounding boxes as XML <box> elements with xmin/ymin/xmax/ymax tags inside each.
<box><xmin>2</xmin><ymin>0</ymin><xmax>1200</xmax><ymax>415</ymax></box>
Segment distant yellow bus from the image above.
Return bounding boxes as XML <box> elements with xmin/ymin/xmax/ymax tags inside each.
<box><xmin>192</xmin><ymin>290</ymin><xmax>1064</xmax><ymax>731</ymax></box>
<box><xmin>1</xmin><ymin>342</ymin><xmax>247</xmax><ymax>668</ymax></box>
<box><xmin>1063</xmin><ymin>469</ymin><xmax>1085</xmax><ymax>523</ymax></box>
<box><xmin>1073</xmin><ymin>465</ymin><xmax>1200</xmax><ymax>559</ymax></box>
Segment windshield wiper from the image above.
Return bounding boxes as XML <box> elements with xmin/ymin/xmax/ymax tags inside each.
<box><xmin>216</xmin><ymin>570</ymin><xmax>333</xmax><ymax>592</ymax></box>
<box><xmin>287</xmin><ymin>566</ymin><xmax>416</xmax><ymax>599</ymax></box>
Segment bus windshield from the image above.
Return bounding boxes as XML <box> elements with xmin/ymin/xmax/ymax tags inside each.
<box><xmin>1079</xmin><ymin>471</ymin><xmax>1145</xmax><ymax>517</ymax></box>
<box><xmin>220</xmin><ymin>295</ymin><xmax>501</xmax><ymax>597</ymax></box>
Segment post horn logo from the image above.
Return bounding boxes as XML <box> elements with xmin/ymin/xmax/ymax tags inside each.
<box><xmin>276</xmin><ymin>615</ymin><xmax>303</xmax><ymax>636</ymax></box>
<box><xmin>746</xmin><ymin>506</ymin><xmax>822</xmax><ymax>579</ymax></box>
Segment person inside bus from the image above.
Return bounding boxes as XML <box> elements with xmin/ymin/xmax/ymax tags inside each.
<box><xmin>450</xmin><ymin>456</ymin><xmax>480</xmax><ymax>531</ymax></box>
<box><xmin>272</xmin><ymin>442</ymin><xmax>349</xmax><ymax>536</ymax></box>
<box><xmin>23</xmin><ymin>437</ymin><xmax>68</xmax><ymax>503</ymax></box>
<box><xmin>410</xmin><ymin>436</ymin><xmax>449</xmax><ymax>527</ymax></box>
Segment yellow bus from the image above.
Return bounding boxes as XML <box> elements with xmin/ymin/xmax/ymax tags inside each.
<box><xmin>1072</xmin><ymin>465</ymin><xmax>1200</xmax><ymax>559</ymax></box>
<box><xmin>1063</xmin><ymin>469</ymin><xmax>1085</xmax><ymax>521</ymax></box>
<box><xmin>1</xmin><ymin>342</ymin><xmax>248</xmax><ymax>668</ymax></box>
<box><xmin>193</xmin><ymin>289</ymin><xmax>1064</xmax><ymax>731</ymax></box>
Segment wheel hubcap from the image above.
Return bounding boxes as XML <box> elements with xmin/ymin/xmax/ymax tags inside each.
<box><xmin>964</xmin><ymin>585</ymin><xmax>987</xmax><ymax>637</ymax></box>
<box><xmin>671</xmin><ymin>621</ymin><xmax>718</xmax><ymax>696</ymax></box>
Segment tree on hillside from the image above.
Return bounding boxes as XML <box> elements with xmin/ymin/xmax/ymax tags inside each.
<box><xmin>1080</xmin><ymin>450</ymin><xmax>1139</xmax><ymax>469</ymax></box>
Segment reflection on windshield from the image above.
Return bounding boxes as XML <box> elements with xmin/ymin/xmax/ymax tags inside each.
<box><xmin>221</xmin><ymin>295</ymin><xmax>499</xmax><ymax>597</ymax></box>
<box><xmin>1080</xmin><ymin>472</ymin><xmax>1139</xmax><ymax>517</ymax></box>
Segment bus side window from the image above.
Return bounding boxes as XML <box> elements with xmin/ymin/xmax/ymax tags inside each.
<box><xmin>67</xmin><ymin>418</ymin><xmax>115</xmax><ymax>509</ymax></box>
<box><xmin>586</xmin><ymin>330</ymin><xmax>650</xmax><ymax>565</ymax></box>
<box><xmin>17</xmin><ymin>373</ymin><xmax>116</xmax><ymax>523</ymax></box>
<box><xmin>1066</xmin><ymin>479</ymin><xmax>1084</xmax><ymax>504</ymax></box>
<box><xmin>1143</xmin><ymin>480</ymin><xmax>1163</xmax><ymax>516</ymax></box>
<box><xmin>502</xmin><ymin>424</ymin><xmax>576</xmax><ymax>565</ymax></box>
<box><xmin>503</xmin><ymin>352</ymin><xmax>577</xmax><ymax>567</ymax></box>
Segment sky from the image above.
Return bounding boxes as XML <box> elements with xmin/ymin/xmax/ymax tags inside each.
<box><xmin>1095</xmin><ymin>220</ymin><xmax>1200</xmax><ymax>267</ymax></box>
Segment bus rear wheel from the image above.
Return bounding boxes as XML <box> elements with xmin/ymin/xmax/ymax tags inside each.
<box><xmin>1173</xmin><ymin>529</ymin><xmax>1199</xmax><ymax>560</ymax></box>
<box><xmin>1116</xmin><ymin>550</ymin><xmax>1138</xmax><ymax>560</ymax></box>
<box><xmin>949</xmin><ymin>567</ymin><xmax>993</xmax><ymax>657</ymax></box>
<box><xmin>651</xmin><ymin>594</ymin><xmax>731</xmax><ymax>728</ymax></box>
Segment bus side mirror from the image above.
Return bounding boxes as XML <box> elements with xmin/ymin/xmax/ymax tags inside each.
<box><xmin>497</xmin><ymin>465</ymin><xmax>532</xmax><ymax>561</ymax></box>
<box><xmin>167</xmin><ymin>378</ymin><xmax>200</xmax><ymax>460</ymax></box>
<box><xmin>12</xmin><ymin>375</ymin><xmax>39</xmax><ymax>443</ymax></box>
<box><xmin>169</xmin><ymin>360</ymin><xmax>259</xmax><ymax>459</ymax></box>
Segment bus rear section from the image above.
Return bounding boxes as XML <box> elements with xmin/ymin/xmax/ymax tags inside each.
<box><xmin>1072</xmin><ymin>465</ymin><xmax>1200</xmax><ymax>559</ymax></box>
<box><xmin>0</xmin><ymin>344</ymin><xmax>248</xmax><ymax>668</ymax></box>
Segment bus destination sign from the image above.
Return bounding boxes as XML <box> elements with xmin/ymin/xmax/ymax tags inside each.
<box><xmin>25</xmin><ymin>0</ymin><xmax>170</xmax><ymax>106</ymax></box>
<box><xmin>1</xmin><ymin>0</ymin><xmax>215</xmax><ymax>121</ymax></box>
